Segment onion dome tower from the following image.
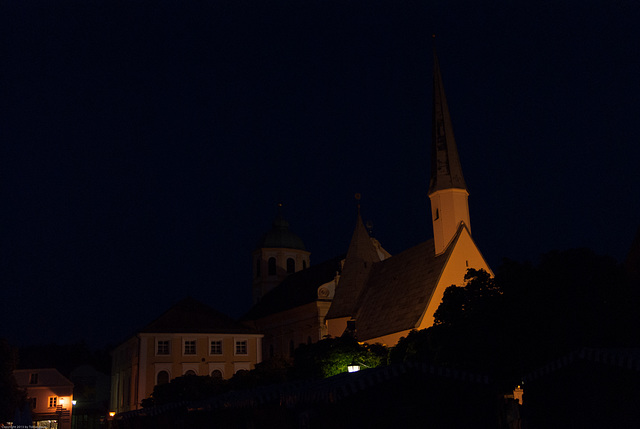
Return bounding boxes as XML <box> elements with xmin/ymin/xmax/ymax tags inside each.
<box><xmin>252</xmin><ymin>204</ymin><xmax>311</xmax><ymax>304</ymax></box>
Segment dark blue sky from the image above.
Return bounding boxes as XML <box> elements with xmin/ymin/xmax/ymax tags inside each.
<box><xmin>2</xmin><ymin>0</ymin><xmax>639</xmax><ymax>348</ymax></box>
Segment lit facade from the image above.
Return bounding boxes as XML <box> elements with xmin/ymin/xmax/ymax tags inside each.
<box><xmin>110</xmin><ymin>298</ymin><xmax>263</xmax><ymax>413</ymax></box>
<box><xmin>14</xmin><ymin>368</ymin><xmax>74</xmax><ymax>429</ymax></box>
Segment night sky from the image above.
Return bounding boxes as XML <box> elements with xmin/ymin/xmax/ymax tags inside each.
<box><xmin>2</xmin><ymin>0</ymin><xmax>639</xmax><ymax>348</ymax></box>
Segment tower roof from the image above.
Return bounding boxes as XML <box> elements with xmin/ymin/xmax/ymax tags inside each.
<box><xmin>428</xmin><ymin>48</ymin><xmax>468</xmax><ymax>194</ymax></box>
<box><xmin>325</xmin><ymin>209</ymin><xmax>381</xmax><ymax>320</ymax></box>
<box><xmin>256</xmin><ymin>205</ymin><xmax>306</xmax><ymax>251</ymax></box>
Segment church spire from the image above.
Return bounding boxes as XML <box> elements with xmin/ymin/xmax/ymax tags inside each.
<box><xmin>429</xmin><ymin>47</ymin><xmax>467</xmax><ymax>194</ymax></box>
<box><xmin>428</xmin><ymin>46</ymin><xmax>471</xmax><ymax>255</ymax></box>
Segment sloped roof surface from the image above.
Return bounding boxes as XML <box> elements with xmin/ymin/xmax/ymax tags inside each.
<box><xmin>243</xmin><ymin>256</ymin><xmax>343</xmax><ymax>320</ymax></box>
<box><xmin>355</xmin><ymin>235</ymin><xmax>456</xmax><ymax>342</ymax></box>
<box><xmin>139</xmin><ymin>297</ymin><xmax>255</xmax><ymax>334</ymax></box>
<box><xmin>14</xmin><ymin>368</ymin><xmax>74</xmax><ymax>387</ymax></box>
<box><xmin>325</xmin><ymin>213</ymin><xmax>381</xmax><ymax>320</ymax></box>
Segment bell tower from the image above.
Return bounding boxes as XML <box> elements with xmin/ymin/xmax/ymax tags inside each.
<box><xmin>428</xmin><ymin>49</ymin><xmax>471</xmax><ymax>255</ymax></box>
<box><xmin>252</xmin><ymin>204</ymin><xmax>310</xmax><ymax>303</ymax></box>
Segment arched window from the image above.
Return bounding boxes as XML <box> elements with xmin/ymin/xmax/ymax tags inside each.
<box><xmin>157</xmin><ymin>371</ymin><xmax>169</xmax><ymax>385</ymax></box>
<box><xmin>184</xmin><ymin>370</ymin><xmax>196</xmax><ymax>376</ymax></box>
<box><xmin>268</xmin><ymin>257</ymin><xmax>276</xmax><ymax>275</ymax></box>
<box><xmin>211</xmin><ymin>369</ymin><xmax>223</xmax><ymax>380</ymax></box>
<box><xmin>235</xmin><ymin>369</ymin><xmax>248</xmax><ymax>376</ymax></box>
<box><xmin>303</xmin><ymin>260</ymin><xmax>307</xmax><ymax>269</ymax></box>
<box><xmin>286</xmin><ymin>258</ymin><xmax>295</xmax><ymax>274</ymax></box>
<box><xmin>256</xmin><ymin>259</ymin><xmax>261</xmax><ymax>277</ymax></box>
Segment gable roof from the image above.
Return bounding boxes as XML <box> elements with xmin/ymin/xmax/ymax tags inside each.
<box><xmin>243</xmin><ymin>256</ymin><xmax>343</xmax><ymax>321</ymax></box>
<box><xmin>139</xmin><ymin>297</ymin><xmax>255</xmax><ymax>334</ymax></box>
<box><xmin>325</xmin><ymin>212</ymin><xmax>381</xmax><ymax>320</ymax></box>
<box><xmin>14</xmin><ymin>368</ymin><xmax>74</xmax><ymax>388</ymax></box>
<box><xmin>354</xmin><ymin>237</ymin><xmax>454</xmax><ymax>341</ymax></box>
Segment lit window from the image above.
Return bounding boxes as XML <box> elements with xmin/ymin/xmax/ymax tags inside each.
<box><xmin>184</xmin><ymin>340</ymin><xmax>196</xmax><ymax>355</ymax></box>
<box><xmin>210</xmin><ymin>340</ymin><xmax>222</xmax><ymax>355</ymax></box>
<box><xmin>157</xmin><ymin>340</ymin><xmax>170</xmax><ymax>355</ymax></box>
<box><xmin>156</xmin><ymin>371</ymin><xmax>169</xmax><ymax>385</ymax></box>
<box><xmin>29</xmin><ymin>373</ymin><xmax>38</xmax><ymax>384</ymax></box>
<box><xmin>235</xmin><ymin>340</ymin><xmax>248</xmax><ymax>355</ymax></box>
<box><xmin>48</xmin><ymin>397</ymin><xmax>58</xmax><ymax>408</ymax></box>
<box><xmin>268</xmin><ymin>257</ymin><xmax>276</xmax><ymax>275</ymax></box>
<box><xmin>286</xmin><ymin>258</ymin><xmax>295</xmax><ymax>273</ymax></box>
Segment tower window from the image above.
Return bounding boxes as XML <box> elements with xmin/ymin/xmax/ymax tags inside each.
<box><xmin>434</xmin><ymin>208</ymin><xmax>439</xmax><ymax>220</ymax></box>
<box><xmin>286</xmin><ymin>258</ymin><xmax>295</xmax><ymax>274</ymax></box>
<box><xmin>268</xmin><ymin>257</ymin><xmax>276</xmax><ymax>275</ymax></box>
<box><xmin>303</xmin><ymin>260</ymin><xmax>307</xmax><ymax>269</ymax></box>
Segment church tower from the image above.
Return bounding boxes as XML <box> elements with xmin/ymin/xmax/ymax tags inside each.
<box><xmin>252</xmin><ymin>204</ymin><xmax>311</xmax><ymax>304</ymax></box>
<box><xmin>428</xmin><ymin>49</ymin><xmax>471</xmax><ymax>255</ymax></box>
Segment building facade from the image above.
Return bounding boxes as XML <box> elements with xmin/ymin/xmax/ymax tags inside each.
<box><xmin>14</xmin><ymin>368</ymin><xmax>74</xmax><ymax>429</ymax></box>
<box><xmin>110</xmin><ymin>298</ymin><xmax>263</xmax><ymax>414</ymax></box>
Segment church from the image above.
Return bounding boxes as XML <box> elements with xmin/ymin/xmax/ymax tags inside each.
<box><xmin>244</xmin><ymin>50</ymin><xmax>492</xmax><ymax>355</ymax></box>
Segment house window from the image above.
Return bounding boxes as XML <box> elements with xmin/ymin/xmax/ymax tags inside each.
<box><xmin>29</xmin><ymin>397</ymin><xmax>37</xmax><ymax>409</ymax></box>
<box><xmin>268</xmin><ymin>257</ymin><xmax>276</xmax><ymax>275</ymax></box>
<box><xmin>211</xmin><ymin>369</ymin><xmax>223</xmax><ymax>379</ymax></box>
<box><xmin>48</xmin><ymin>397</ymin><xmax>58</xmax><ymax>408</ymax></box>
<box><xmin>235</xmin><ymin>340</ymin><xmax>248</xmax><ymax>355</ymax></box>
<box><xmin>157</xmin><ymin>371</ymin><xmax>169</xmax><ymax>385</ymax></box>
<box><xmin>286</xmin><ymin>258</ymin><xmax>295</xmax><ymax>273</ymax></box>
<box><xmin>29</xmin><ymin>373</ymin><xmax>38</xmax><ymax>384</ymax></box>
<box><xmin>210</xmin><ymin>340</ymin><xmax>222</xmax><ymax>355</ymax></box>
<box><xmin>184</xmin><ymin>340</ymin><xmax>196</xmax><ymax>355</ymax></box>
<box><xmin>157</xmin><ymin>340</ymin><xmax>170</xmax><ymax>355</ymax></box>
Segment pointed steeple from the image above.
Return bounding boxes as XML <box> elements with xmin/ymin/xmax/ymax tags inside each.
<box><xmin>428</xmin><ymin>46</ymin><xmax>472</xmax><ymax>255</ymax></box>
<box><xmin>325</xmin><ymin>198</ymin><xmax>381</xmax><ymax>320</ymax></box>
<box><xmin>429</xmin><ymin>48</ymin><xmax>467</xmax><ymax>194</ymax></box>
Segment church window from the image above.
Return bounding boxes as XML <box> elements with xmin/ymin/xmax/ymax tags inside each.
<box><xmin>268</xmin><ymin>257</ymin><xmax>276</xmax><ymax>275</ymax></box>
<box><xmin>303</xmin><ymin>260</ymin><xmax>307</xmax><ymax>269</ymax></box>
<box><xmin>434</xmin><ymin>208</ymin><xmax>439</xmax><ymax>220</ymax></box>
<box><xmin>211</xmin><ymin>369</ymin><xmax>223</xmax><ymax>379</ymax></box>
<box><xmin>157</xmin><ymin>371</ymin><xmax>169</xmax><ymax>385</ymax></box>
<box><xmin>256</xmin><ymin>259</ymin><xmax>261</xmax><ymax>277</ymax></box>
<box><xmin>287</xmin><ymin>258</ymin><xmax>295</xmax><ymax>273</ymax></box>
<box><xmin>184</xmin><ymin>340</ymin><xmax>196</xmax><ymax>355</ymax></box>
<box><xmin>184</xmin><ymin>370</ymin><xmax>196</xmax><ymax>376</ymax></box>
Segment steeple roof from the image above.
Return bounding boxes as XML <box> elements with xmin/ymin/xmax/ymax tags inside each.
<box><xmin>428</xmin><ymin>48</ymin><xmax>467</xmax><ymax>194</ymax></box>
<box><xmin>325</xmin><ymin>209</ymin><xmax>381</xmax><ymax>320</ymax></box>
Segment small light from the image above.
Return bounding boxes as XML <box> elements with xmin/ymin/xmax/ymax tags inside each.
<box><xmin>347</xmin><ymin>364</ymin><xmax>360</xmax><ymax>373</ymax></box>
<box><xmin>59</xmin><ymin>398</ymin><xmax>65</xmax><ymax>405</ymax></box>
<box><xmin>109</xmin><ymin>412</ymin><xmax>116</xmax><ymax>417</ymax></box>
<box><xmin>72</xmin><ymin>400</ymin><xmax>77</xmax><ymax>406</ymax></box>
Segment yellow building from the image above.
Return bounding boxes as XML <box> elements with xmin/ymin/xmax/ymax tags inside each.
<box><xmin>110</xmin><ymin>298</ymin><xmax>263</xmax><ymax>413</ymax></box>
<box><xmin>246</xmin><ymin>49</ymin><xmax>492</xmax><ymax>351</ymax></box>
<box><xmin>14</xmin><ymin>368</ymin><xmax>74</xmax><ymax>429</ymax></box>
